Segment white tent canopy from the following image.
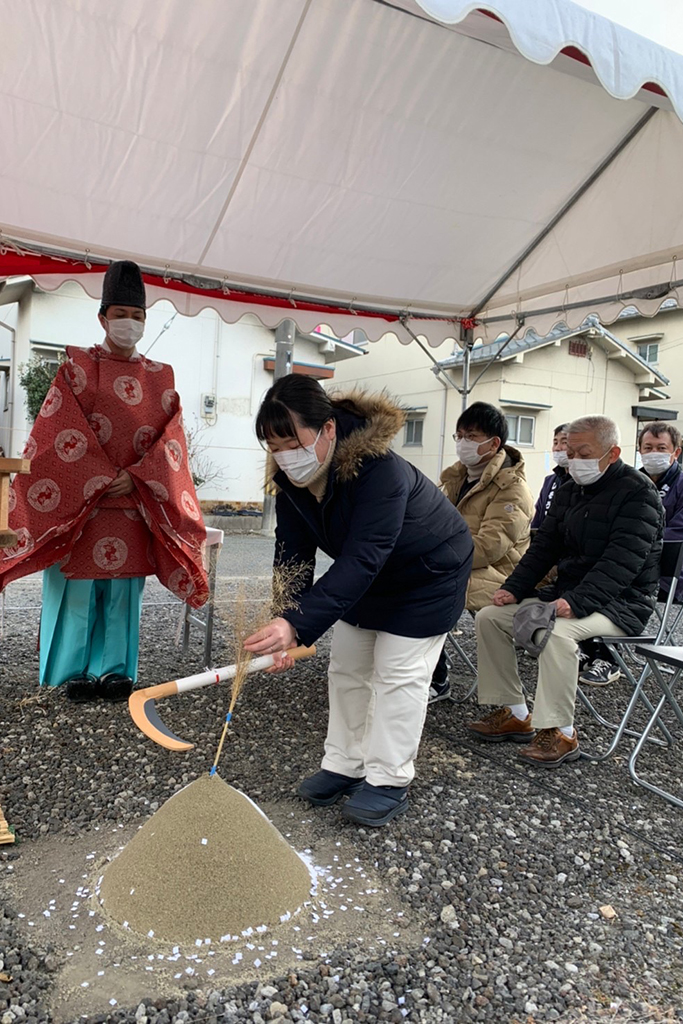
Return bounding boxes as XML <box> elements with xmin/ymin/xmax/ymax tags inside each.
<box><xmin>2</xmin><ymin>0</ymin><xmax>683</xmax><ymax>345</ymax></box>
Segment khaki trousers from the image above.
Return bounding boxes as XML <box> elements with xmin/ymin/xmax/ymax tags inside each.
<box><xmin>475</xmin><ymin>598</ymin><xmax>625</xmax><ymax>729</ymax></box>
<box><xmin>321</xmin><ymin>620</ymin><xmax>445</xmax><ymax>787</ymax></box>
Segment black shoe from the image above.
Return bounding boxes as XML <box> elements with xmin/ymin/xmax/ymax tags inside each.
<box><xmin>342</xmin><ymin>782</ymin><xmax>409</xmax><ymax>827</ymax></box>
<box><xmin>296</xmin><ymin>769</ymin><xmax>365</xmax><ymax>807</ymax></box>
<box><xmin>97</xmin><ymin>673</ymin><xmax>134</xmax><ymax>702</ymax></box>
<box><xmin>428</xmin><ymin>677</ymin><xmax>451</xmax><ymax>704</ymax></box>
<box><xmin>65</xmin><ymin>673</ymin><xmax>99</xmax><ymax>703</ymax></box>
<box><xmin>579</xmin><ymin>659</ymin><xmax>620</xmax><ymax>687</ymax></box>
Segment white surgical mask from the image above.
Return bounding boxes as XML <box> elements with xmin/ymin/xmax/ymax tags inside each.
<box><xmin>641</xmin><ymin>451</ymin><xmax>673</xmax><ymax>477</ymax></box>
<box><xmin>553</xmin><ymin>450</ymin><xmax>569</xmax><ymax>468</ymax></box>
<box><xmin>272</xmin><ymin>429</ymin><xmax>323</xmax><ymax>484</ymax></box>
<box><xmin>106</xmin><ymin>318</ymin><xmax>145</xmax><ymax>349</ymax></box>
<box><xmin>568</xmin><ymin>448</ymin><xmax>612</xmax><ymax>487</ymax></box>
<box><xmin>456</xmin><ymin>437</ymin><xmax>493</xmax><ymax>467</ymax></box>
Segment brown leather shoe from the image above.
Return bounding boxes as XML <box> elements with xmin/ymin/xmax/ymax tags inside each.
<box><xmin>518</xmin><ymin>728</ymin><xmax>580</xmax><ymax>768</ymax></box>
<box><xmin>468</xmin><ymin>707</ymin><xmax>535</xmax><ymax>743</ymax></box>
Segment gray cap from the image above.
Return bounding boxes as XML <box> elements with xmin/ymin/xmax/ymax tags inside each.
<box><xmin>513</xmin><ymin>601</ymin><xmax>556</xmax><ymax>657</ymax></box>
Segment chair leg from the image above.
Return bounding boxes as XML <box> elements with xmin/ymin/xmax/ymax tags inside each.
<box><xmin>443</xmin><ymin>630</ymin><xmax>478</xmax><ymax>704</ymax></box>
<box><xmin>629</xmin><ymin>665</ymin><xmax>683</xmax><ymax>809</ymax></box>
<box><xmin>180</xmin><ymin>603</ymin><xmax>191</xmax><ymax>654</ymax></box>
<box><xmin>578</xmin><ymin>636</ymin><xmax>674</xmax><ymax>761</ymax></box>
<box><xmin>578</xmin><ymin>670</ymin><xmax>674</xmax><ymax>762</ymax></box>
<box><xmin>202</xmin><ymin>544</ymin><xmax>220</xmax><ymax>669</ymax></box>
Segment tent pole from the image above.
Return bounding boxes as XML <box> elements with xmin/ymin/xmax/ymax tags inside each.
<box><xmin>466</xmin><ymin>320</ymin><xmax>524</xmax><ymax>393</ymax></box>
<box><xmin>460</xmin><ymin>324</ymin><xmax>474</xmax><ymax>412</ymax></box>
<box><xmin>261</xmin><ymin>319</ymin><xmax>295</xmax><ymax>538</ymax></box>
<box><xmin>469</xmin><ymin>106</ymin><xmax>658</xmax><ymax>320</ymax></box>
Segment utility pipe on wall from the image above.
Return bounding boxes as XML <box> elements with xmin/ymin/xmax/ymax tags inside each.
<box><xmin>261</xmin><ymin>319</ymin><xmax>295</xmax><ymax>537</ymax></box>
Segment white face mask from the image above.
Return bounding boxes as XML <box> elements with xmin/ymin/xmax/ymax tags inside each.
<box><xmin>641</xmin><ymin>451</ymin><xmax>673</xmax><ymax>477</ymax></box>
<box><xmin>272</xmin><ymin>429</ymin><xmax>323</xmax><ymax>484</ymax></box>
<box><xmin>553</xmin><ymin>450</ymin><xmax>569</xmax><ymax>468</ymax></box>
<box><xmin>456</xmin><ymin>437</ymin><xmax>493</xmax><ymax>467</ymax></box>
<box><xmin>568</xmin><ymin>448</ymin><xmax>612</xmax><ymax>487</ymax></box>
<box><xmin>106</xmin><ymin>317</ymin><xmax>145</xmax><ymax>349</ymax></box>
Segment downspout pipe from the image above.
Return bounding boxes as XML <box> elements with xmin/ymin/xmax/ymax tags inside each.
<box><xmin>0</xmin><ymin>319</ymin><xmax>15</xmax><ymax>452</ymax></box>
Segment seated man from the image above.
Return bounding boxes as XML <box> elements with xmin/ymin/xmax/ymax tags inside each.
<box><xmin>531</xmin><ymin>422</ymin><xmax>570</xmax><ymax>528</ymax></box>
<box><xmin>430</xmin><ymin>401</ymin><xmax>534</xmax><ymax>702</ymax></box>
<box><xmin>469</xmin><ymin>415</ymin><xmax>663</xmax><ymax>766</ymax></box>
<box><xmin>639</xmin><ymin>420</ymin><xmax>683</xmax><ymax>601</ymax></box>
<box><xmin>579</xmin><ymin>419</ymin><xmax>683</xmax><ymax>686</ymax></box>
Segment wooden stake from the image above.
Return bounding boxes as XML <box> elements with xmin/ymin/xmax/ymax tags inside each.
<box><xmin>0</xmin><ymin>803</ymin><xmax>15</xmax><ymax>844</ymax></box>
<box><xmin>0</xmin><ymin>457</ymin><xmax>31</xmax><ymax>549</ymax></box>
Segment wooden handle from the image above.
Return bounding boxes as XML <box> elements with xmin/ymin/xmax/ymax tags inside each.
<box><xmin>286</xmin><ymin>644</ymin><xmax>316</xmax><ymax>662</ymax></box>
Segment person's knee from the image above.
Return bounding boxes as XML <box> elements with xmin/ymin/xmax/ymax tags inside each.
<box><xmin>475</xmin><ymin>602</ymin><xmax>505</xmax><ymax>636</ymax></box>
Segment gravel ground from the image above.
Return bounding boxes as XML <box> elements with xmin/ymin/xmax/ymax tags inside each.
<box><xmin>1</xmin><ymin>532</ymin><xmax>683</xmax><ymax>1024</ymax></box>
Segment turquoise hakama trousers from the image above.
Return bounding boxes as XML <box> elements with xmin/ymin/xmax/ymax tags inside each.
<box><xmin>40</xmin><ymin>564</ymin><xmax>145</xmax><ymax>687</ymax></box>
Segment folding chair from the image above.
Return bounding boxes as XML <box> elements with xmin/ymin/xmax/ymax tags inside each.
<box><xmin>442</xmin><ymin>622</ymin><xmax>478</xmax><ymax>703</ymax></box>
<box><xmin>578</xmin><ymin>540</ymin><xmax>683</xmax><ymax>762</ymax></box>
<box><xmin>629</xmin><ymin>645</ymin><xmax>683</xmax><ymax>810</ymax></box>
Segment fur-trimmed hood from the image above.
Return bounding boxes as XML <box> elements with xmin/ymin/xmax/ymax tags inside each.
<box><xmin>332</xmin><ymin>391</ymin><xmax>406</xmax><ymax>483</ymax></box>
<box><xmin>440</xmin><ymin>445</ymin><xmax>526</xmax><ymax>502</ymax></box>
<box><xmin>267</xmin><ymin>390</ymin><xmax>406</xmax><ymax>486</ymax></box>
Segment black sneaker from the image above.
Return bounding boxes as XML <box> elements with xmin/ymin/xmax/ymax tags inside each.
<box><xmin>342</xmin><ymin>782</ymin><xmax>409</xmax><ymax>827</ymax></box>
<box><xmin>97</xmin><ymin>673</ymin><xmax>134</xmax><ymax>702</ymax></box>
<box><xmin>579</xmin><ymin>659</ymin><xmax>620</xmax><ymax>687</ymax></box>
<box><xmin>428</xmin><ymin>677</ymin><xmax>451</xmax><ymax>704</ymax></box>
<box><xmin>65</xmin><ymin>673</ymin><xmax>98</xmax><ymax>703</ymax></box>
<box><xmin>296</xmin><ymin>770</ymin><xmax>365</xmax><ymax>807</ymax></box>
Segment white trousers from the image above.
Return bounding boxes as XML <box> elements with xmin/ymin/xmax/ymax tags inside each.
<box><xmin>321</xmin><ymin>621</ymin><xmax>446</xmax><ymax>788</ymax></box>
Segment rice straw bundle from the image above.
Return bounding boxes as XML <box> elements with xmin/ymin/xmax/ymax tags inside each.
<box><xmin>211</xmin><ymin>560</ymin><xmax>312</xmax><ymax>775</ymax></box>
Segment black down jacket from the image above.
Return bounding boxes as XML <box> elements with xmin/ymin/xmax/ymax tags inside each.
<box><xmin>503</xmin><ymin>459</ymin><xmax>664</xmax><ymax>634</ymax></box>
<box><xmin>272</xmin><ymin>392</ymin><xmax>474</xmax><ymax>647</ymax></box>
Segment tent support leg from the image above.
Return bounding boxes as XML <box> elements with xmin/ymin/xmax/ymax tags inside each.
<box><xmin>261</xmin><ymin>319</ymin><xmax>295</xmax><ymax>538</ymax></box>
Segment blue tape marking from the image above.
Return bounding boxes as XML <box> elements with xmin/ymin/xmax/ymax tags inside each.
<box><xmin>225</xmin><ymin>712</ymin><xmax>232</xmax><ymax>723</ymax></box>
<box><xmin>209</xmin><ymin>766</ymin><xmax>217</xmax><ymax>776</ymax></box>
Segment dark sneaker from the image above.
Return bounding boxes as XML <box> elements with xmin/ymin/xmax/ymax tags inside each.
<box><xmin>297</xmin><ymin>770</ymin><xmax>365</xmax><ymax>807</ymax></box>
<box><xmin>65</xmin><ymin>673</ymin><xmax>98</xmax><ymax>703</ymax></box>
<box><xmin>342</xmin><ymin>782</ymin><xmax>409</xmax><ymax>827</ymax></box>
<box><xmin>97</xmin><ymin>673</ymin><xmax>134</xmax><ymax>702</ymax></box>
<box><xmin>518</xmin><ymin>727</ymin><xmax>580</xmax><ymax>768</ymax></box>
<box><xmin>579</xmin><ymin>659</ymin><xmax>620</xmax><ymax>686</ymax></box>
<box><xmin>468</xmin><ymin>706</ymin><xmax>535</xmax><ymax>743</ymax></box>
<box><xmin>428</xmin><ymin>678</ymin><xmax>452</xmax><ymax>704</ymax></box>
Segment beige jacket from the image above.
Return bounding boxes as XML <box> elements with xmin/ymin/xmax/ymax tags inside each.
<box><xmin>440</xmin><ymin>446</ymin><xmax>534</xmax><ymax>611</ymax></box>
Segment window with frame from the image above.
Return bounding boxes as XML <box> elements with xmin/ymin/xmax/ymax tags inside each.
<box><xmin>506</xmin><ymin>414</ymin><xmax>535</xmax><ymax>446</ymax></box>
<box><xmin>404</xmin><ymin>416</ymin><xmax>424</xmax><ymax>447</ymax></box>
<box><xmin>637</xmin><ymin>341</ymin><xmax>659</xmax><ymax>364</ymax></box>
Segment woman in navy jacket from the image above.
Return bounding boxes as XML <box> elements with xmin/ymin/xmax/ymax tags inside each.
<box><xmin>245</xmin><ymin>376</ymin><xmax>473</xmax><ymax>826</ymax></box>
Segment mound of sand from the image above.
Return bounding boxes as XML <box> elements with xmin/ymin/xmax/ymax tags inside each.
<box><xmin>99</xmin><ymin>774</ymin><xmax>312</xmax><ymax>943</ymax></box>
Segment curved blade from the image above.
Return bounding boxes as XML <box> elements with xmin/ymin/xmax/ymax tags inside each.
<box><xmin>128</xmin><ymin>689</ymin><xmax>194</xmax><ymax>752</ymax></box>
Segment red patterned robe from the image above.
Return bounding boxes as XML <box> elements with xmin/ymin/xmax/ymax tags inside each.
<box><xmin>0</xmin><ymin>344</ymin><xmax>208</xmax><ymax>607</ymax></box>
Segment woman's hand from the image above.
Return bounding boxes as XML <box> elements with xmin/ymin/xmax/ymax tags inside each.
<box><xmin>265</xmin><ymin>651</ymin><xmax>297</xmax><ymax>675</ymax></box>
<box><xmin>106</xmin><ymin>470</ymin><xmax>134</xmax><ymax>497</ymax></box>
<box><xmin>244</xmin><ymin>617</ymin><xmax>296</xmax><ymax>655</ymax></box>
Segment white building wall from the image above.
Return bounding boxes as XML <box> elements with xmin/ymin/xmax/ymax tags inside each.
<box><xmin>7</xmin><ymin>283</ymin><xmax>329</xmax><ymax>502</ymax></box>
<box><xmin>608</xmin><ymin>308</ymin><xmax>683</xmax><ymax>426</ymax></box>
<box><xmin>332</xmin><ymin>332</ymin><xmax>646</xmax><ymax>499</ymax></box>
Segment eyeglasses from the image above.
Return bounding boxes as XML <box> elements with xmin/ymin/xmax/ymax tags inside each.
<box><xmin>453</xmin><ymin>432</ymin><xmax>489</xmax><ymax>442</ymax></box>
